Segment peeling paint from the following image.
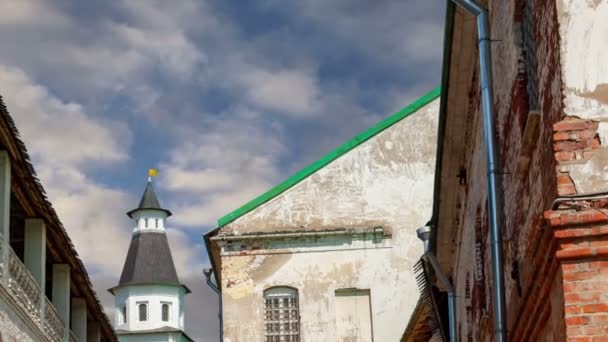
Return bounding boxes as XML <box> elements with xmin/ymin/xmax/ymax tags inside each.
<box><xmin>558</xmin><ymin>0</ymin><xmax>608</xmax><ymax>119</ymax></box>
<box><xmin>569</xmin><ymin>149</ymin><xmax>608</xmax><ymax>193</ymax></box>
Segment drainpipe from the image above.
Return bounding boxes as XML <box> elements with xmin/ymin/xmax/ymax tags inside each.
<box><xmin>448</xmin><ymin>1</ymin><xmax>508</xmax><ymax>341</ymax></box>
<box><xmin>204</xmin><ymin>268</ymin><xmax>223</xmax><ymax>342</ymax></box>
<box><xmin>417</xmin><ymin>226</ymin><xmax>456</xmax><ymax>342</ymax></box>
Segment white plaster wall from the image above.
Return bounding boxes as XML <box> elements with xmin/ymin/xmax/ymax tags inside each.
<box><xmin>114</xmin><ymin>285</ymin><xmax>185</xmax><ymax>332</ymax></box>
<box><xmin>220</xmin><ymin>98</ymin><xmax>439</xmax><ymax>341</ymax></box>
<box><xmin>557</xmin><ymin>0</ymin><xmax>608</xmax><ymax>119</ymax></box>
<box><xmin>221</xmin><ymin>233</ymin><xmax>422</xmax><ymax>341</ymax></box>
<box><xmin>555</xmin><ymin>0</ymin><xmax>608</xmax><ymax>194</ymax></box>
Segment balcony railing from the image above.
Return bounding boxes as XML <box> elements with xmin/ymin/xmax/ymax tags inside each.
<box><xmin>0</xmin><ymin>234</ymin><xmax>67</xmax><ymax>342</ymax></box>
<box><xmin>45</xmin><ymin>296</ymin><xmax>66</xmax><ymax>342</ymax></box>
<box><xmin>7</xmin><ymin>245</ymin><xmax>42</xmax><ymax>323</ymax></box>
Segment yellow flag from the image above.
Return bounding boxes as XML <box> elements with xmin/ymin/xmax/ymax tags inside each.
<box><xmin>148</xmin><ymin>168</ymin><xmax>159</xmax><ymax>177</ymax></box>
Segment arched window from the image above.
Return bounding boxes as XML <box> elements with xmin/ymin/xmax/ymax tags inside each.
<box><xmin>162</xmin><ymin>303</ymin><xmax>170</xmax><ymax>322</ymax></box>
<box><xmin>138</xmin><ymin>303</ymin><xmax>148</xmax><ymax>321</ymax></box>
<box><xmin>264</xmin><ymin>287</ymin><xmax>299</xmax><ymax>341</ymax></box>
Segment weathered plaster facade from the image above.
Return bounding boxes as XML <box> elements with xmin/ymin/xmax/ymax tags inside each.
<box><xmin>210</xmin><ymin>96</ymin><xmax>439</xmax><ymax>341</ymax></box>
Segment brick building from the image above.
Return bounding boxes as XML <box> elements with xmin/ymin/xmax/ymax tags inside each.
<box><xmin>406</xmin><ymin>0</ymin><xmax>608</xmax><ymax>341</ymax></box>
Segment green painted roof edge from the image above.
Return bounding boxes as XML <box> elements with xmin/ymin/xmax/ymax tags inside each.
<box><xmin>217</xmin><ymin>87</ymin><xmax>441</xmax><ymax>227</ymax></box>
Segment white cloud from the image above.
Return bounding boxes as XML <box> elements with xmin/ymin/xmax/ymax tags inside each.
<box><xmin>45</xmin><ymin>171</ymin><xmax>134</xmax><ymax>274</ymax></box>
<box><xmin>110</xmin><ymin>22</ymin><xmax>206</xmax><ymax>79</ymax></box>
<box><xmin>263</xmin><ymin>0</ymin><xmax>444</xmax><ymax>68</ymax></box>
<box><xmin>0</xmin><ymin>0</ymin><xmax>68</xmax><ymax>27</ymax></box>
<box><xmin>0</xmin><ymin>65</ymin><xmax>133</xmax><ymax>275</ymax></box>
<box><xmin>0</xmin><ymin>65</ymin><xmax>131</xmax><ymax>166</ymax></box>
<box><xmin>159</xmin><ymin>107</ymin><xmax>285</xmax><ymax>228</ymax></box>
<box><xmin>0</xmin><ymin>0</ymin><xmax>208</xmax><ymax>107</ymax></box>
<box><xmin>239</xmin><ymin>68</ymin><xmax>321</xmax><ymax>115</ymax></box>
<box><xmin>166</xmin><ymin>228</ymin><xmax>205</xmax><ymax>278</ymax></box>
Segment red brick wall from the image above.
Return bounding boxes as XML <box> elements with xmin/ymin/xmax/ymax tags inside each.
<box><xmin>451</xmin><ymin>0</ymin><xmax>566</xmax><ymax>340</ymax></box>
<box><xmin>542</xmin><ymin>209</ymin><xmax>608</xmax><ymax>341</ymax></box>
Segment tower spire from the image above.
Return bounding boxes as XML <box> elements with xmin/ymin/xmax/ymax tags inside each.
<box><xmin>110</xmin><ymin>178</ymin><xmax>191</xmax><ymax>341</ymax></box>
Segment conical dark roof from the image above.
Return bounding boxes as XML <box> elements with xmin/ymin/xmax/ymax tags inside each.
<box><xmin>139</xmin><ymin>181</ymin><xmax>161</xmax><ymax>209</ymax></box>
<box><xmin>117</xmin><ymin>232</ymin><xmax>185</xmax><ymax>289</ymax></box>
<box><xmin>127</xmin><ymin>181</ymin><xmax>172</xmax><ymax>218</ymax></box>
<box><xmin>110</xmin><ymin>180</ymin><xmax>189</xmax><ymax>294</ymax></box>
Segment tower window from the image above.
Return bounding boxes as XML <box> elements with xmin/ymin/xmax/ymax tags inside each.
<box><xmin>145</xmin><ymin>218</ymin><xmax>149</xmax><ymax>228</ymax></box>
<box><xmin>120</xmin><ymin>305</ymin><xmax>127</xmax><ymax>324</ymax></box>
<box><xmin>162</xmin><ymin>303</ymin><xmax>171</xmax><ymax>322</ymax></box>
<box><xmin>138</xmin><ymin>303</ymin><xmax>148</xmax><ymax>321</ymax></box>
<box><xmin>264</xmin><ymin>287</ymin><xmax>300</xmax><ymax>342</ymax></box>
<box><xmin>156</xmin><ymin>218</ymin><xmax>159</xmax><ymax>228</ymax></box>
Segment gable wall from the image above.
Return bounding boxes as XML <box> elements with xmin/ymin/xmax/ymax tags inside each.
<box><xmin>223</xmin><ymin>98</ymin><xmax>439</xmax><ymax>235</ymax></box>
<box><xmin>218</xmin><ymin>99</ymin><xmax>439</xmax><ymax>341</ymax></box>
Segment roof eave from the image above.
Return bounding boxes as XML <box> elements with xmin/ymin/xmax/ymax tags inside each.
<box><xmin>126</xmin><ymin>207</ymin><xmax>173</xmax><ymax>218</ymax></box>
<box><xmin>429</xmin><ymin>0</ymin><xmax>457</xmax><ymax>254</ymax></box>
<box><xmin>109</xmin><ymin>282</ymin><xmax>191</xmax><ymax>295</ymax></box>
<box><xmin>203</xmin><ymin>227</ymin><xmax>222</xmax><ymax>291</ymax></box>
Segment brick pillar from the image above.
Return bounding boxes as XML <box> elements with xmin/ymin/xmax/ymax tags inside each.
<box><xmin>552</xmin><ymin>117</ymin><xmax>601</xmax><ymax>196</ymax></box>
<box><xmin>546</xmin><ymin>116</ymin><xmax>608</xmax><ymax>340</ymax></box>
<box><xmin>545</xmin><ymin>207</ymin><xmax>608</xmax><ymax>341</ymax></box>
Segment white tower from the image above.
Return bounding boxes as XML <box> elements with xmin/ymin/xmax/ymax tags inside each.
<box><xmin>110</xmin><ymin>179</ymin><xmax>192</xmax><ymax>342</ymax></box>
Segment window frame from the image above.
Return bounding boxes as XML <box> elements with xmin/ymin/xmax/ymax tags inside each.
<box><xmin>263</xmin><ymin>286</ymin><xmax>300</xmax><ymax>342</ymax></box>
<box><xmin>137</xmin><ymin>302</ymin><xmax>148</xmax><ymax>322</ymax></box>
<box><xmin>161</xmin><ymin>302</ymin><xmax>171</xmax><ymax>322</ymax></box>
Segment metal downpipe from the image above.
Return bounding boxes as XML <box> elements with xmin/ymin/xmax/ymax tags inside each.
<box><xmin>449</xmin><ymin>1</ymin><xmax>508</xmax><ymax>341</ymax></box>
<box><xmin>204</xmin><ymin>269</ymin><xmax>224</xmax><ymax>341</ymax></box>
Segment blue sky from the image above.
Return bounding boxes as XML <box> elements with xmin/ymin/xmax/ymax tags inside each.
<box><xmin>0</xmin><ymin>0</ymin><xmax>445</xmax><ymax>339</ymax></box>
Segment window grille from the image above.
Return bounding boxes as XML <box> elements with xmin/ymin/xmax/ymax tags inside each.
<box><xmin>162</xmin><ymin>303</ymin><xmax>170</xmax><ymax>322</ymax></box>
<box><xmin>264</xmin><ymin>287</ymin><xmax>300</xmax><ymax>342</ymax></box>
<box><xmin>138</xmin><ymin>303</ymin><xmax>148</xmax><ymax>321</ymax></box>
<box><xmin>522</xmin><ymin>0</ymin><xmax>539</xmax><ymax>110</ymax></box>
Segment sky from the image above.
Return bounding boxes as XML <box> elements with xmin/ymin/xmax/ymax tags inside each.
<box><xmin>0</xmin><ymin>0</ymin><xmax>445</xmax><ymax>340</ymax></box>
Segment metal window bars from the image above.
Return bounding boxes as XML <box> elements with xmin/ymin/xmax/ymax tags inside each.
<box><xmin>162</xmin><ymin>303</ymin><xmax>170</xmax><ymax>321</ymax></box>
<box><xmin>264</xmin><ymin>289</ymin><xmax>300</xmax><ymax>342</ymax></box>
<box><xmin>138</xmin><ymin>303</ymin><xmax>148</xmax><ymax>321</ymax></box>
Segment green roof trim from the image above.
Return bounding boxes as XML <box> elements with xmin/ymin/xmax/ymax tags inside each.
<box><xmin>217</xmin><ymin>87</ymin><xmax>441</xmax><ymax>227</ymax></box>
